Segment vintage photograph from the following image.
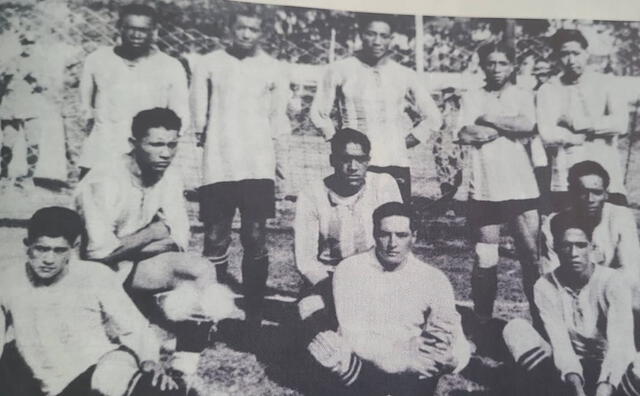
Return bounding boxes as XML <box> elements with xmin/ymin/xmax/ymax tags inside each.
<box><xmin>0</xmin><ymin>0</ymin><xmax>639</xmax><ymax>395</ymax></box>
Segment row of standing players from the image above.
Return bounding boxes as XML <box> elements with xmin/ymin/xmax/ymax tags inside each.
<box><xmin>2</xmin><ymin>3</ymin><xmax>639</xmax><ymax>396</ymax></box>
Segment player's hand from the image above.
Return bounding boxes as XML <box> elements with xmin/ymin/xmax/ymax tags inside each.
<box><xmin>307</xmin><ymin>331</ymin><xmax>352</xmax><ymax>376</ymax></box>
<box><xmin>140</xmin><ymin>360</ymin><xmax>179</xmax><ymax>392</ymax></box>
<box><xmin>458</xmin><ymin>126</ymin><xmax>498</xmax><ymax>147</ymax></box>
<box><xmin>407</xmin><ymin>336</ymin><xmax>444</xmax><ymax>378</ymax></box>
<box><xmin>405</xmin><ymin>133</ymin><xmax>421</xmax><ymax>149</ymax></box>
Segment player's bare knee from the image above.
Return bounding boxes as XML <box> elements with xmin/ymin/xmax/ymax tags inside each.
<box><xmin>91</xmin><ymin>349</ymin><xmax>138</xmax><ymax>396</ymax></box>
<box><xmin>475</xmin><ymin>243</ymin><xmax>499</xmax><ymax>269</ymax></box>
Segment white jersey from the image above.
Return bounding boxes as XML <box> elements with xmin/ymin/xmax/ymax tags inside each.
<box><xmin>75</xmin><ymin>153</ymin><xmax>190</xmax><ymax>266</ymax></box>
<box><xmin>536</xmin><ymin>72</ymin><xmax>628</xmax><ymax>194</ymax></box>
<box><xmin>294</xmin><ymin>172</ymin><xmax>401</xmax><ymax>282</ymax></box>
<box><xmin>457</xmin><ymin>84</ymin><xmax>540</xmax><ymax>202</ymax></box>
<box><xmin>191</xmin><ymin>49</ymin><xmax>291</xmax><ymax>185</ymax></box>
<box><xmin>310</xmin><ymin>56</ymin><xmax>442</xmax><ymax>168</ymax></box>
<box><xmin>78</xmin><ymin>46</ymin><xmax>189</xmax><ymax>169</ymax></box>
<box><xmin>0</xmin><ymin>260</ymin><xmax>159</xmax><ymax>396</ymax></box>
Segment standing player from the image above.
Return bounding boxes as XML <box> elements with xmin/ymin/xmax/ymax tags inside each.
<box><xmin>310</xmin><ymin>13</ymin><xmax>442</xmax><ymax>202</ymax></box>
<box><xmin>191</xmin><ymin>7</ymin><xmax>291</xmax><ymax>339</ymax></box>
<box><xmin>78</xmin><ymin>4</ymin><xmax>189</xmax><ymax>175</ymax></box>
<box><xmin>536</xmin><ymin>29</ymin><xmax>629</xmax><ymax>211</ymax></box>
<box><xmin>0</xmin><ymin>207</ymin><xmax>183</xmax><ymax>396</ymax></box>
<box><xmin>457</xmin><ymin>42</ymin><xmax>541</xmax><ymax>326</ymax></box>
<box><xmin>294</xmin><ymin>128</ymin><xmax>401</xmax><ymax>286</ymax></box>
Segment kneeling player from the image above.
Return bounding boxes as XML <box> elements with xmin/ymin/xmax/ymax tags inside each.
<box><xmin>298</xmin><ymin>202</ymin><xmax>470</xmax><ymax>395</ymax></box>
<box><xmin>294</xmin><ymin>128</ymin><xmax>401</xmax><ymax>286</ymax></box>
<box><xmin>76</xmin><ymin>108</ymin><xmax>236</xmax><ymax>342</ymax></box>
<box><xmin>0</xmin><ymin>207</ymin><xmax>184</xmax><ymax>396</ymax></box>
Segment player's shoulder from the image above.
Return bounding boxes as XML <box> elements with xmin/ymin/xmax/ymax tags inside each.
<box><xmin>297</xmin><ymin>178</ymin><xmax>327</xmax><ymax>203</ymax></box>
<box><xmin>409</xmin><ymin>254</ymin><xmax>451</xmax><ymax>283</ymax></box>
<box><xmin>153</xmin><ymin>50</ymin><xmax>183</xmax><ymax>67</ymax></box>
<box><xmin>0</xmin><ymin>261</ymin><xmax>27</xmax><ymax>290</ymax></box>
<box><xmin>84</xmin><ymin>46</ymin><xmax>114</xmax><ymax>63</ymax></box>
<box><xmin>68</xmin><ymin>259</ymin><xmax>119</xmax><ymax>284</ymax></box>
<box><xmin>335</xmin><ymin>249</ymin><xmax>375</xmax><ymax>276</ymax></box>
<box><xmin>367</xmin><ymin>171</ymin><xmax>397</xmax><ymax>189</ymax></box>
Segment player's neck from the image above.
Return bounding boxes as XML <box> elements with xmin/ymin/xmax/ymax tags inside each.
<box><xmin>114</xmin><ymin>45</ymin><xmax>152</xmax><ymax>62</ymax></box>
<box><xmin>325</xmin><ymin>175</ymin><xmax>364</xmax><ymax>198</ymax></box>
<box><xmin>357</xmin><ymin>51</ymin><xmax>388</xmax><ymax>68</ymax></box>
<box><xmin>227</xmin><ymin>45</ymin><xmax>259</xmax><ymax>60</ymax></box>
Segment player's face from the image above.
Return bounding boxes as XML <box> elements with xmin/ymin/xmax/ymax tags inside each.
<box><xmin>119</xmin><ymin>14</ymin><xmax>155</xmax><ymax>51</ymax></box>
<box><xmin>573</xmin><ymin>174</ymin><xmax>607</xmax><ymax>218</ymax></box>
<box><xmin>375</xmin><ymin>215</ymin><xmax>414</xmax><ymax>270</ymax></box>
<box><xmin>558</xmin><ymin>41</ymin><xmax>588</xmax><ymax>79</ymax></box>
<box><xmin>360</xmin><ymin>21</ymin><xmax>392</xmax><ymax>60</ymax></box>
<box><xmin>555</xmin><ymin>228</ymin><xmax>592</xmax><ymax>277</ymax></box>
<box><xmin>481</xmin><ymin>51</ymin><xmax>513</xmax><ymax>88</ymax></box>
<box><xmin>533</xmin><ymin>60</ymin><xmax>551</xmax><ymax>85</ymax></box>
<box><xmin>26</xmin><ymin>236</ymin><xmax>72</xmax><ymax>283</ymax></box>
<box><xmin>231</xmin><ymin>15</ymin><xmax>262</xmax><ymax>52</ymax></box>
<box><xmin>133</xmin><ymin>127</ymin><xmax>179</xmax><ymax>174</ymax></box>
<box><xmin>331</xmin><ymin>142</ymin><xmax>370</xmax><ymax>190</ymax></box>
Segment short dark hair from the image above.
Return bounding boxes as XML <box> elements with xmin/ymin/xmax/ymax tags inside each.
<box><xmin>356</xmin><ymin>13</ymin><xmax>396</xmax><ymax>34</ymax></box>
<box><xmin>549</xmin><ymin>29</ymin><xmax>588</xmax><ymax>52</ymax></box>
<box><xmin>330</xmin><ymin>128</ymin><xmax>371</xmax><ymax>155</ymax></box>
<box><xmin>550</xmin><ymin>210</ymin><xmax>593</xmax><ymax>246</ymax></box>
<box><xmin>27</xmin><ymin>207</ymin><xmax>84</xmax><ymax>245</ymax></box>
<box><xmin>568</xmin><ymin>160</ymin><xmax>610</xmax><ymax>191</ymax></box>
<box><xmin>118</xmin><ymin>4</ymin><xmax>158</xmax><ymax>26</ymax></box>
<box><xmin>229</xmin><ymin>5</ymin><xmax>264</xmax><ymax>27</ymax></box>
<box><xmin>477</xmin><ymin>41</ymin><xmax>515</xmax><ymax>64</ymax></box>
<box><xmin>373</xmin><ymin>201</ymin><xmax>415</xmax><ymax>232</ymax></box>
<box><xmin>131</xmin><ymin>108</ymin><xmax>181</xmax><ymax>140</ymax></box>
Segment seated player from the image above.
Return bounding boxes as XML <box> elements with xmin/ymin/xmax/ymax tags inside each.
<box><xmin>503</xmin><ymin>211</ymin><xmax>635</xmax><ymax>396</ymax></box>
<box><xmin>541</xmin><ymin>161</ymin><xmax>640</xmax><ymax>279</ymax></box>
<box><xmin>75</xmin><ymin>108</ymin><xmax>235</xmax><ymax>337</ymax></box>
<box><xmin>294</xmin><ymin>128</ymin><xmax>401</xmax><ymax>286</ymax></box>
<box><xmin>298</xmin><ymin>202</ymin><xmax>470</xmax><ymax>395</ymax></box>
<box><xmin>0</xmin><ymin>207</ymin><xmax>183</xmax><ymax>396</ymax></box>
<box><xmin>457</xmin><ymin>42</ymin><xmax>541</xmax><ymax>326</ymax></box>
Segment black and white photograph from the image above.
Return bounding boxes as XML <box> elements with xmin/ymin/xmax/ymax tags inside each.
<box><xmin>0</xmin><ymin>0</ymin><xmax>639</xmax><ymax>394</ymax></box>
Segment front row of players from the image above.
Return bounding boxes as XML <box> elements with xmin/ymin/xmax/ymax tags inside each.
<box><xmin>2</xmin><ymin>109</ymin><xmax>640</xmax><ymax>395</ymax></box>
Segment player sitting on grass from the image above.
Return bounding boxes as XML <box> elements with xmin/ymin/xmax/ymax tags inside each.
<box><xmin>503</xmin><ymin>210</ymin><xmax>635</xmax><ymax>396</ymax></box>
<box><xmin>298</xmin><ymin>202</ymin><xmax>470</xmax><ymax>395</ymax></box>
<box><xmin>294</xmin><ymin>128</ymin><xmax>401</xmax><ymax>287</ymax></box>
<box><xmin>75</xmin><ymin>108</ymin><xmax>236</xmax><ymax>353</ymax></box>
<box><xmin>0</xmin><ymin>207</ymin><xmax>185</xmax><ymax>396</ymax></box>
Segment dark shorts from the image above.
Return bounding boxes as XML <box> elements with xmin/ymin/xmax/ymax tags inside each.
<box><xmin>368</xmin><ymin>165</ymin><xmax>411</xmax><ymax>203</ymax></box>
<box><xmin>466</xmin><ymin>198</ymin><xmax>539</xmax><ymax>227</ymax></box>
<box><xmin>56</xmin><ymin>365</ymin><xmax>96</xmax><ymax>396</ymax></box>
<box><xmin>198</xmin><ymin>179</ymin><xmax>275</xmax><ymax>223</ymax></box>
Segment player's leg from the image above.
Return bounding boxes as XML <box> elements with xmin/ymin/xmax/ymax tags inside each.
<box><xmin>18</xmin><ymin>118</ymin><xmax>40</xmax><ymax>186</ymax></box>
<box><xmin>239</xmin><ymin>216</ymin><xmax>269</xmax><ymax>329</ymax></box>
<box><xmin>238</xmin><ymin>179</ymin><xmax>275</xmax><ymax>331</ymax></box>
<box><xmin>471</xmin><ymin>220</ymin><xmax>501</xmax><ymax>324</ymax></box>
<box><xmin>129</xmin><ymin>252</ymin><xmax>216</xmax><ymax>292</ymax></box>
<box><xmin>91</xmin><ymin>348</ymin><xmax>186</xmax><ymax>396</ymax></box>
<box><xmin>509</xmin><ymin>208</ymin><xmax>541</xmax><ymax>326</ymax></box>
<box><xmin>199</xmin><ymin>182</ymin><xmax>236</xmax><ymax>284</ymax></box>
<box><xmin>0</xmin><ymin>122</ymin><xmax>19</xmax><ymax>181</ymax></box>
<box><xmin>503</xmin><ymin>319</ymin><xmax>560</xmax><ymax>396</ymax></box>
